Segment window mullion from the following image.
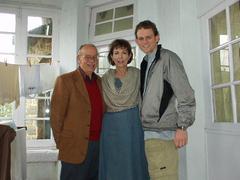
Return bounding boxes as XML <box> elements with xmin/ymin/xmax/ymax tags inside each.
<box><xmin>226</xmin><ymin>5</ymin><xmax>233</xmax><ymax>82</ymax></box>
<box><xmin>18</xmin><ymin>9</ymin><xmax>28</xmax><ymax>64</ymax></box>
<box><xmin>112</xmin><ymin>7</ymin><xmax>115</xmax><ymax>33</ymax></box>
<box><xmin>226</xmin><ymin>5</ymin><xmax>238</xmax><ymax>123</ymax></box>
<box><xmin>229</xmin><ymin>43</ymin><xmax>238</xmax><ymax>123</ymax></box>
<box><xmin>228</xmin><ymin>42</ymin><xmax>237</xmax><ymax>123</ymax></box>
<box><xmin>25</xmin><ymin>117</ymin><xmax>50</xmax><ymax>121</ymax></box>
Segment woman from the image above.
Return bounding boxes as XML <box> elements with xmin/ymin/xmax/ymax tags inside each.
<box><xmin>99</xmin><ymin>39</ymin><xmax>149</xmax><ymax>180</ymax></box>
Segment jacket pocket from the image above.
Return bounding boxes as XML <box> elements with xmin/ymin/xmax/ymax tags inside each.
<box><xmin>59</xmin><ymin>130</ymin><xmax>74</xmax><ymax>149</ymax></box>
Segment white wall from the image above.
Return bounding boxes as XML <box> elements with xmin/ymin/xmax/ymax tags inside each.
<box><xmin>197</xmin><ymin>0</ymin><xmax>225</xmax><ymax>17</ymax></box>
<box><xmin>58</xmin><ymin>0</ymin><xmax>78</xmax><ymax>73</ymax></box>
<box><xmin>179</xmin><ymin>0</ymin><xmax>206</xmax><ymax>178</ymax></box>
<box><xmin>59</xmin><ymin>0</ymin><xmax>91</xmax><ymax>73</ymax></box>
<box><xmin>27</xmin><ymin>161</ymin><xmax>58</xmax><ymax>180</ymax></box>
<box><xmin>179</xmin><ymin>1</ymin><xmax>207</xmax><ymax>179</ymax></box>
<box><xmin>76</xmin><ymin>0</ymin><xmax>89</xmax><ymax>52</ymax></box>
<box><xmin>206</xmin><ymin>130</ymin><xmax>240</xmax><ymax>180</ymax></box>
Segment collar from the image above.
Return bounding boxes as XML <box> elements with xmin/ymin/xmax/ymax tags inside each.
<box><xmin>143</xmin><ymin>44</ymin><xmax>162</xmax><ymax>63</ymax></box>
<box><xmin>147</xmin><ymin>47</ymin><xmax>158</xmax><ymax>62</ymax></box>
<box><xmin>78</xmin><ymin>66</ymin><xmax>97</xmax><ymax>82</ymax></box>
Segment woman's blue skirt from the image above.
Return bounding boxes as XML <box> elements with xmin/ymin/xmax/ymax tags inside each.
<box><xmin>99</xmin><ymin>106</ymin><xmax>149</xmax><ymax>180</ymax></box>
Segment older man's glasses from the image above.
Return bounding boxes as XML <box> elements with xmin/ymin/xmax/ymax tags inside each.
<box><xmin>81</xmin><ymin>55</ymin><xmax>98</xmax><ymax>61</ymax></box>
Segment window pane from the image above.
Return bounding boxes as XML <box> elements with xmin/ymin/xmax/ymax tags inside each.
<box><xmin>96</xmin><ymin>9</ymin><xmax>113</xmax><ymax>23</ymax></box>
<box><xmin>28</xmin><ymin>37</ymin><xmax>52</xmax><ymax>55</ymax></box>
<box><xmin>230</xmin><ymin>1</ymin><xmax>240</xmax><ymax>40</ymax></box>
<box><xmin>0</xmin><ymin>103</ymin><xmax>13</xmax><ymax>118</ymax></box>
<box><xmin>25</xmin><ymin>98</ymin><xmax>50</xmax><ymax>118</ymax></box>
<box><xmin>236</xmin><ymin>84</ymin><xmax>240</xmax><ymax>123</ymax></box>
<box><xmin>115</xmin><ymin>4</ymin><xmax>133</xmax><ymax>18</ymax></box>
<box><xmin>26</xmin><ymin>119</ymin><xmax>51</xmax><ymax>140</ymax></box>
<box><xmin>28</xmin><ymin>16</ymin><xmax>52</xmax><ymax>36</ymax></box>
<box><xmin>128</xmin><ymin>47</ymin><xmax>136</xmax><ymax>67</ymax></box>
<box><xmin>27</xmin><ymin>57</ymin><xmax>52</xmax><ymax>65</ymax></box>
<box><xmin>213</xmin><ymin>87</ymin><xmax>233</xmax><ymax>122</ymax></box>
<box><xmin>38</xmin><ymin>91</ymin><xmax>51</xmax><ymax>97</ymax></box>
<box><xmin>98</xmin><ymin>51</ymin><xmax>110</xmax><ymax>74</ymax></box>
<box><xmin>95</xmin><ymin>22</ymin><xmax>112</xmax><ymax>36</ymax></box>
<box><xmin>0</xmin><ymin>13</ymin><xmax>15</xmax><ymax>32</ymax></box>
<box><xmin>0</xmin><ymin>54</ymin><xmax>14</xmax><ymax>63</ymax></box>
<box><xmin>209</xmin><ymin>10</ymin><xmax>228</xmax><ymax>49</ymax></box>
<box><xmin>210</xmin><ymin>48</ymin><xmax>230</xmax><ymax>84</ymax></box>
<box><xmin>114</xmin><ymin>17</ymin><xmax>133</xmax><ymax>32</ymax></box>
<box><xmin>232</xmin><ymin>42</ymin><xmax>240</xmax><ymax>81</ymax></box>
<box><xmin>0</xmin><ymin>34</ymin><xmax>15</xmax><ymax>53</ymax></box>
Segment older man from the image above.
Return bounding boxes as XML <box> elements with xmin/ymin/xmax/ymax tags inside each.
<box><xmin>50</xmin><ymin>44</ymin><xmax>104</xmax><ymax>180</ymax></box>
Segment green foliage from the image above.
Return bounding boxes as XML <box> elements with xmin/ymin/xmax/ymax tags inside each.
<box><xmin>0</xmin><ymin>103</ymin><xmax>13</xmax><ymax>118</ymax></box>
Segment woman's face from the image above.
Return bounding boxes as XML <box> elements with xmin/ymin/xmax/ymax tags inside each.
<box><xmin>111</xmin><ymin>47</ymin><xmax>131</xmax><ymax>68</ymax></box>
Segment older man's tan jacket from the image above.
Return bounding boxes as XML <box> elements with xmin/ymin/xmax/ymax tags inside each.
<box><xmin>50</xmin><ymin>69</ymin><xmax>104</xmax><ymax>164</ymax></box>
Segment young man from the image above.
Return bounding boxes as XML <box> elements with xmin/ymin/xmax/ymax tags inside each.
<box><xmin>50</xmin><ymin>44</ymin><xmax>104</xmax><ymax>180</ymax></box>
<box><xmin>135</xmin><ymin>20</ymin><xmax>196</xmax><ymax>180</ymax></box>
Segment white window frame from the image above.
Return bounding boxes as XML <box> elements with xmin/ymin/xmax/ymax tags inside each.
<box><xmin>86</xmin><ymin>0</ymin><xmax>139</xmax><ymax>74</ymax></box>
<box><xmin>0</xmin><ymin>4</ymin><xmax>59</xmax><ymax>149</ymax></box>
<box><xmin>21</xmin><ymin>8</ymin><xmax>59</xmax><ymax>65</ymax></box>
<box><xmin>22</xmin><ymin>8</ymin><xmax>59</xmax><ymax>149</ymax></box>
<box><xmin>89</xmin><ymin>0</ymin><xmax>135</xmax><ymax>43</ymax></box>
<box><xmin>25</xmin><ymin>91</ymin><xmax>54</xmax><ymax>149</ymax></box>
<box><xmin>200</xmin><ymin>0</ymin><xmax>240</xmax><ymax>132</ymax></box>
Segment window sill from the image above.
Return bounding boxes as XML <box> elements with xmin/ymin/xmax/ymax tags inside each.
<box><xmin>27</xmin><ymin>149</ymin><xmax>58</xmax><ymax>163</ymax></box>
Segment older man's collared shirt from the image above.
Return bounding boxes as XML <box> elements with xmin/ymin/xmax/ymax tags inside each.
<box><xmin>78</xmin><ymin>67</ymin><xmax>97</xmax><ymax>82</ymax></box>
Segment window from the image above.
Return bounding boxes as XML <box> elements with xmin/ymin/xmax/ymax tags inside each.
<box><xmin>0</xmin><ymin>6</ymin><xmax>59</xmax><ymax>149</ymax></box>
<box><xmin>25</xmin><ymin>91</ymin><xmax>51</xmax><ymax>140</ymax></box>
<box><xmin>22</xmin><ymin>9</ymin><xmax>59</xmax><ymax>148</ymax></box>
<box><xmin>0</xmin><ymin>12</ymin><xmax>15</xmax><ymax>63</ymax></box>
<box><xmin>24</xmin><ymin>15</ymin><xmax>55</xmax><ymax>147</ymax></box>
<box><xmin>89</xmin><ymin>1</ymin><xmax>135</xmax><ymax>42</ymax></box>
<box><xmin>88</xmin><ymin>1</ymin><xmax>137</xmax><ymax>74</ymax></box>
<box><xmin>208</xmin><ymin>1</ymin><xmax>240</xmax><ymax>123</ymax></box>
<box><xmin>95</xmin><ymin>4</ymin><xmax>133</xmax><ymax>36</ymax></box>
<box><xmin>0</xmin><ymin>12</ymin><xmax>16</xmax><ymax>120</ymax></box>
<box><xmin>27</xmin><ymin>16</ymin><xmax>53</xmax><ymax>64</ymax></box>
<box><xmin>25</xmin><ymin>90</ymin><xmax>55</xmax><ymax>148</ymax></box>
<box><xmin>0</xmin><ymin>12</ymin><xmax>16</xmax><ymax>121</ymax></box>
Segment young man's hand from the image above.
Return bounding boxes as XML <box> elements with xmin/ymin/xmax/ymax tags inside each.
<box><xmin>174</xmin><ymin>129</ymin><xmax>188</xmax><ymax>148</ymax></box>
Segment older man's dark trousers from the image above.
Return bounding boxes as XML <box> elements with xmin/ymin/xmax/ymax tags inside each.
<box><xmin>60</xmin><ymin>141</ymin><xmax>99</xmax><ymax>180</ymax></box>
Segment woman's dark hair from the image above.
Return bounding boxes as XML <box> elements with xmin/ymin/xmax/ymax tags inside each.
<box><xmin>135</xmin><ymin>20</ymin><xmax>159</xmax><ymax>39</ymax></box>
<box><xmin>108</xmin><ymin>39</ymin><xmax>133</xmax><ymax>66</ymax></box>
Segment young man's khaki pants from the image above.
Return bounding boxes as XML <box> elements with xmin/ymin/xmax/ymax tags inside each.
<box><xmin>145</xmin><ymin>139</ymin><xmax>178</xmax><ymax>180</ymax></box>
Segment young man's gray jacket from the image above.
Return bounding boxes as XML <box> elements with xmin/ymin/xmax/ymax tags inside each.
<box><xmin>140</xmin><ymin>45</ymin><xmax>196</xmax><ymax>132</ymax></box>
